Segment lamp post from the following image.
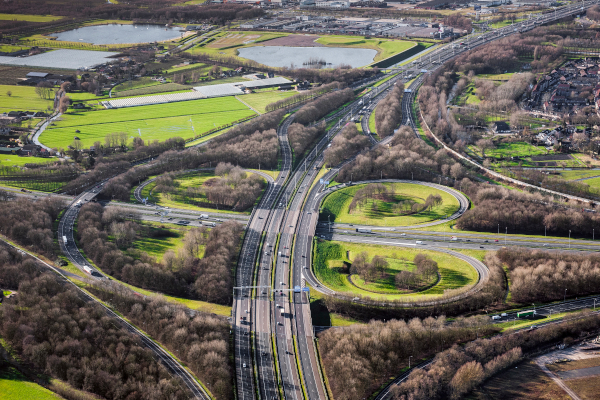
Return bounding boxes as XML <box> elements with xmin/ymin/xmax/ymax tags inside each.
<box><xmin>569</xmin><ymin>230</ymin><xmax>571</xmax><ymax>249</ymax></box>
<box><xmin>409</xmin><ymin>356</ymin><xmax>413</xmax><ymax>369</ymax></box>
<box><xmin>505</xmin><ymin>227</ymin><xmax>507</xmax><ymax>245</ymax></box>
<box><xmin>564</xmin><ymin>288</ymin><xmax>567</xmax><ymax>303</ymax></box>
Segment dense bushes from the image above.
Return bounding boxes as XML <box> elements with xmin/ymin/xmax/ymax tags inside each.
<box><xmin>294</xmin><ymin>88</ymin><xmax>355</xmax><ymax>125</ymax></box>
<box><xmin>77</xmin><ymin>203</ymin><xmax>243</xmax><ymax>303</ymax></box>
<box><xmin>0</xmin><ymin>245</ymin><xmax>192</xmax><ymax>400</ymax></box>
<box><xmin>495</xmin><ymin>247</ymin><xmax>600</xmax><ymax>303</ymax></box>
<box><xmin>323</xmin><ymin>123</ymin><xmax>370</xmax><ymax>167</ymax></box>
<box><xmin>392</xmin><ymin>310</ymin><xmax>600</xmax><ymax>399</ymax></box>
<box><xmin>319</xmin><ymin>315</ymin><xmax>497</xmax><ymax>400</ymax></box>
<box><xmin>588</xmin><ymin>4</ymin><xmax>600</xmax><ymax>21</ymax></box>
<box><xmin>336</xmin><ymin>126</ymin><xmax>462</xmax><ymax>183</ymax></box>
<box><xmin>0</xmin><ymin>197</ymin><xmax>65</xmax><ymax>256</ymax></box>
<box><xmin>287</xmin><ymin>122</ymin><xmax>326</xmax><ymax>156</ymax></box>
<box><xmin>456</xmin><ymin>184</ymin><xmax>600</xmax><ymax>237</ymax></box>
<box><xmin>374</xmin><ymin>83</ymin><xmax>404</xmax><ymax>138</ymax></box>
<box><xmin>89</xmin><ymin>281</ymin><xmax>232</xmax><ymax>399</ymax></box>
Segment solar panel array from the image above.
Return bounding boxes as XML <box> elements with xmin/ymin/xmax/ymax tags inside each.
<box><xmin>104</xmin><ymin>91</ymin><xmax>207</xmax><ymax>108</ymax></box>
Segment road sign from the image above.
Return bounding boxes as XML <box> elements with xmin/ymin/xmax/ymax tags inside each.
<box><xmin>302</xmin><ymin>287</ymin><xmax>310</xmax><ymax>293</ymax></box>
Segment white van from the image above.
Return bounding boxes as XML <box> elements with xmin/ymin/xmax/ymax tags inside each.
<box><xmin>491</xmin><ymin>315</ymin><xmax>501</xmax><ymax>320</ymax></box>
<box><xmin>416</xmin><ymin>241</ymin><xmax>424</xmax><ymax>245</ymax></box>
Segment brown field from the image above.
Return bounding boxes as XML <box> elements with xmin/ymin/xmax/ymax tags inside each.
<box><xmin>468</xmin><ymin>360</ymin><xmax>570</xmax><ymax>400</ymax></box>
<box><xmin>564</xmin><ymin>375</ymin><xmax>600</xmax><ymax>400</ymax></box>
<box><xmin>207</xmin><ymin>33</ymin><xmax>261</xmax><ymax>48</ymax></box>
<box><xmin>261</xmin><ymin>34</ymin><xmax>323</xmax><ymax>47</ymax></box>
<box><xmin>0</xmin><ymin>65</ymin><xmax>72</xmax><ymax>85</ymax></box>
<box><xmin>548</xmin><ymin>357</ymin><xmax>600</xmax><ymax>373</ymax></box>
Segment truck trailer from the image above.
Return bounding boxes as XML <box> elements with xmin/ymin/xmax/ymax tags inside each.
<box><xmin>517</xmin><ymin>310</ymin><xmax>536</xmax><ymax>318</ymax></box>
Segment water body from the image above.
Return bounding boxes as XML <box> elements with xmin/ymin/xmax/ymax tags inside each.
<box><xmin>53</xmin><ymin>24</ymin><xmax>183</xmax><ymax>45</ymax></box>
<box><xmin>237</xmin><ymin>46</ymin><xmax>377</xmax><ymax>69</ymax></box>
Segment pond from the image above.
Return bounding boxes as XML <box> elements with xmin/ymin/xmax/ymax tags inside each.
<box><xmin>237</xmin><ymin>46</ymin><xmax>377</xmax><ymax>69</ymax></box>
<box><xmin>53</xmin><ymin>24</ymin><xmax>184</xmax><ymax>45</ymax></box>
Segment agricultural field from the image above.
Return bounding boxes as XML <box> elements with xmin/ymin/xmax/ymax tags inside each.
<box><xmin>469</xmin><ymin>360</ymin><xmax>571</xmax><ymax>400</ymax></box>
<box><xmin>188</xmin><ymin>31</ymin><xmax>286</xmax><ymax>56</ymax></box>
<box><xmin>579</xmin><ymin>176</ymin><xmax>600</xmax><ymax>190</ymax></box>
<box><xmin>0</xmin><ymin>84</ymin><xmax>53</xmax><ymax>113</ymax></box>
<box><xmin>40</xmin><ymin>96</ymin><xmax>256</xmax><ymax>149</ymax></box>
<box><xmin>0</xmin><ymin>45</ymin><xmax>31</xmax><ymax>53</ymax></box>
<box><xmin>0</xmin><ymin>367</ymin><xmax>60</xmax><ymax>400</ymax></box>
<box><xmin>0</xmin><ymin>13</ymin><xmax>62</xmax><ymax>22</ymax></box>
<box><xmin>320</xmin><ymin>182</ymin><xmax>460</xmax><ymax>227</ymax></box>
<box><xmin>239</xmin><ymin>90</ymin><xmax>296</xmax><ymax>113</ymax></box>
<box><xmin>0</xmin><ymin>154</ymin><xmax>59</xmax><ymax>167</ymax></box>
<box><xmin>313</xmin><ymin>240</ymin><xmax>477</xmax><ymax>301</ymax></box>
<box><xmin>558</xmin><ymin>170</ymin><xmax>600</xmax><ymax>181</ymax></box>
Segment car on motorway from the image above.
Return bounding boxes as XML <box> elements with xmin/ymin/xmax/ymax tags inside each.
<box><xmin>243</xmin><ymin>363</ymin><xmax>247</xmax><ymax>368</ymax></box>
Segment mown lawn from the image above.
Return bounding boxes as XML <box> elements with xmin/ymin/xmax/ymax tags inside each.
<box><xmin>0</xmin><ymin>85</ymin><xmax>53</xmax><ymax>113</ymax></box>
<box><xmin>320</xmin><ymin>182</ymin><xmax>459</xmax><ymax>227</ymax></box>
<box><xmin>485</xmin><ymin>142</ymin><xmax>548</xmax><ymax>159</ymax></box>
<box><xmin>40</xmin><ymin>96</ymin><xmax>256</xmax><ymax>149</ymax></box>
<box><xmin>239</xmin><ymin>90</ymin><xmax>296</xmax><ymax>113</ymax></box>
<box><xmin>0</xmin><ymin>367</ymin><xmax>60</xmax><ymax>400</ymax></box>
<box><xmin>128</xmin><ymin>222</ymin><xmax>199</xmax><ymax>263</ymax></box>
<box><xmin>559</xmin><ymin>170</ymin><xmax>600</xmax><ymax>181</ymax></box>
<box><xmin>313</xmin><ymin>240</ymin><xmax>477</xmax><ymax>301</ymax></box>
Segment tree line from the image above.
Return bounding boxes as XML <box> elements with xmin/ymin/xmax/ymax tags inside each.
<box><xmin>323</xmin><ymin>123</ymin><xmax>370</xmax><ymax>167</ymax></box>
<box><xmin>288</xmin><ymin>122</ymin><xmax>326</xmax><ymax>157</ymax></box>
<box><xmin>455</xmin><ymin>183</ymin><xmax>600</xmax><ymax>237</ymax></box>
<box><xmin>495</xmin><ymin>247</ymin><xmax>600</xmax><ymax>303</ymax></box>
<box><xmin>0</xmin><ymin>243</ymin><xmax>193</xmax><ymax>400</ymax></box>
<box><xmin>375</xmin><ymin>83</ymin><xmax>404</xmax><ymax>139</ymax></box>
<box><xmin>395</xmin><ymin>254</ymin><xmax>439</xmax><ymax>290</ymax></box>
<box><xmin>265</xmin><ymin>82</ymin><xmax>341</xmax><ymax>112</ymax></box>
<box><xmin>392</xmin><ymin>310</ymin><xmax>600</xmax><ymax>400</ymax></box>
<box><xmin>77</xmin><ymin>203</ymin><xmax>242</xmax><ymax>304</ymax></box>
<box><xmin>293</xmin><ymin>88</ymin><xmax>355</xmax><ymax>125</ymax></box>
<box><xmin>88</xmin><ymin>280</ymin><xmax>232</xmax><ymax>399</ymax></box>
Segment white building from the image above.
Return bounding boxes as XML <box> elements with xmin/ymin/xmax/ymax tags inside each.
<box><xmin>315</xmin><ymin>0</ymin><xmax>350</xmax><ymax>8</ymax></box>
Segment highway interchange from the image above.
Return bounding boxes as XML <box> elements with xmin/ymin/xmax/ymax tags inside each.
<box><xmin>7</xmin><ymin>1</ymin><xmax>599</xmax><ymax>398</ymax></box>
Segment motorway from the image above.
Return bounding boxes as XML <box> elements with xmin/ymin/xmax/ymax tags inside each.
<box><xmin>273</xmin><ymin>1</ymin><xmax>600</xmax><ymax>398</ymax></box>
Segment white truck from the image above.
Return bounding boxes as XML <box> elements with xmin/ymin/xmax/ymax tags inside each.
<box><xmin>200</xmin><ymin>214</ymin><xmax>209</xmax><ymax>219</ymax></box>
<box><xmin>280</xmin><ymin>308</ymin><xmax>285</xmax><ymax>316</ymax></box>
<box><xmin>62</xmin><ymin>235</ymin><xmax>68</xmax><ymax>244</ymax></box>
<box><xmin>83</xmin><ymin>265</ymin><xmax>93</xmax><ymax>274</ymax></box>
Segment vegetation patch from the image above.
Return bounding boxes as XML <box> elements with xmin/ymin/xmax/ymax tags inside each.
<box><xmin>0</xmin><ymin>84</ymin><xmax>53</xmax><ymax>113</ymax></box>
<box><xmin>320</xmin><ymin>182</ymin><xmax>459</xmax><ymax>227</ymax></box>
<box><xmin>41</xmin><ymin>96</ymin><xmax>256</xmax><ymax>149</ymax></box>
<box><xmin>0</xmin><ymin>367</ymin><xmax>60</xmax><ymax>400</ymax></box>
<box><xmin>143</xmin><ymin>165</ymin><xmax>266</xmax><ymax>214</ymax></box>
<box><xmin>313</xmin><ymin>240</ymin><xmax>477</xmax><ymax>300</ymax></box>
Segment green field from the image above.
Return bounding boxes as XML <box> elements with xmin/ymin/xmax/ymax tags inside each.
<box><xmin>580</xmin><ymin>176</ymin><xmax>600</xmax><ymax>190</ymax></box>
<box><xmin>0</xmin><ymin>13</ymin><xmax>62</xmax><ymax>22</ymax></box>
<box><xmin>141</xmin><ymin>171</ymin><xmax>265</xmax><ymax>214</ymax></box>
<box><xmin>0</xmin><ymin>154</ymin><xmax>59</xmax><ymax>167</ymax></box>
<box><xmin>0</xmin><ymin>85</ymin><xmax>53</xmax><ymax>113</ymax></box>
<box><xmin>40</xmin><ymin>96</ymin><xmax>256</xmax><ymax>149</ymax></box>
<box><xmin>0</xmin><ymin>367</ymin><xmax>60</xmax><ymax>400</ymax></box>
<box><xmin>313</xmin><ymin>240</ymin><xmax>477</xmax><ymax>301</ymax></box>
<box><xmin>239</xmin><ymin>91</ymin><xmax>296</xmax><ymax>113</ymax></box>
<box><xmin>559</xmin><ymin>170</ymin><xmax>600</xmax><ymax>181</ymax></box>
<box><xmin>315</xmin><ymin>36</ymin><xmax>416</xmax><ymax>62</ymax></box>
<box><xmin>127</xmin><ymin>222</ymin><xmax>199</xmax><ymax>263</ymax></box>
<box><xmin>320</xmin><ymin>182</ymin><xmax>459</xmax><ymax>227</ymax></box>
<box><xmin>368</xmin><ymin>110</ymin><xmax>377</xmax><ymax>136</ymax></box>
